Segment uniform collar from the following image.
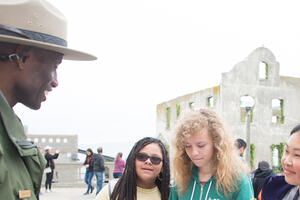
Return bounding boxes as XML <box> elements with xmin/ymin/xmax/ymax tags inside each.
<box><xmin>0</xmin><ymin>93</ymin><xmax>37</xmax><ymax>156</ymax></box>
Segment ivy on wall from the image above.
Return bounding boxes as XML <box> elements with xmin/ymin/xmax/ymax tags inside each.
<box><xmin>166</xmin><ymin>107</ymin><xmax>171</xmax><ymax>129</ymax></box>
<box><xmin>164</xmin><ymin>143</ymin><xmax>170</xmax><ymax>153</ymax></box>
<box><xmin>280</xmin><ymin>100</ymin><xmax>284</xmax><ymax>124</ymax></box>
<box><xmin>265</xmin><ymin>62</ymin><xmax>269</xmax><ymax>80</ymax></box>
<box><xmin>270</xmin><ymin>142</ymin><xmax>285</xmax><ymax>171</ymax></box>
<box><xmin>250</xmin><ymin>143</ymin><xmax>255</xmax><ymax>169</ymax></box>
<box><xmin>176</xmin><ymin>104</ymin><xmax>181</xmax><ymax>118</ymax></box>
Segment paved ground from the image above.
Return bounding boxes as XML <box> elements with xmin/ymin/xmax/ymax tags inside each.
<box><xmin>40</xmin><ymin>188</ymin><xmax>97</xmax><ymax>200</ymax></box>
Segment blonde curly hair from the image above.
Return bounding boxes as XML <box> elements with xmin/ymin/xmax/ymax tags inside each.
<box><xmin>172</xmin><ymin>108</ymin><xmax>248</xmax><ymax>195</ymax></box>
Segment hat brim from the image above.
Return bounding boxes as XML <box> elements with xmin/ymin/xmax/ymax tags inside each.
<box><xmin>0</xmin><ymin>34</ymin><xmax>97</xmax><ymax>61</ymax></box>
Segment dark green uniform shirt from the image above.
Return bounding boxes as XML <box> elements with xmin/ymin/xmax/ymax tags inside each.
<box><xmin>0</xmin><ymin>93</ymin><xmax>46</xmax><ymax>200</ymax></box>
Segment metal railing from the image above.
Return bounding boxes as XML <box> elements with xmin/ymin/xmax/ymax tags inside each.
<box><xmin>42</xmin><ymin>162</ymin><xmax>114</xmax><ymax>187</ymax></box>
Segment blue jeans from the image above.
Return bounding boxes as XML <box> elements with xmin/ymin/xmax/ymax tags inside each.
<box><xmin>94</xmin><ymin>171</ymin><xmax>104</xmax><ymax>195</ymax></box>
<box><xmin>84</xmin><ymin>171</ymin><xmax>94</xmax><ymax>193</ymax></box>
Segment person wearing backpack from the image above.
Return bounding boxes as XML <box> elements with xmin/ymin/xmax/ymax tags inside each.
<box><xmin>92</xmin><ymin>147</ymin><xmax>105</xmax><ymax>195</ymax></box>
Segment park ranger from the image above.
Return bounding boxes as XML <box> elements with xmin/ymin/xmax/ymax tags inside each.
<box><xmin>0</xmin><ymin>0</ymin><xmax>96</xmax><ymax>199</ymax></box>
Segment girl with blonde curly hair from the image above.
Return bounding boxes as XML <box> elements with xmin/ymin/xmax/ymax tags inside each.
<box><xmin>169</xmin><ymin>108</ymin><xmax>254</xmax><ymax>200</ymax></box>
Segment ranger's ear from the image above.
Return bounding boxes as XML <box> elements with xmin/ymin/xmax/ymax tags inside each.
<box><xmin>14</xmin><ymin>45</ymin><xmax>31</xmax><ymax>69</ymax></box>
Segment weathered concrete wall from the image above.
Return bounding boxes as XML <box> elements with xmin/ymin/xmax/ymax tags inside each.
<box><xmin>157</xmin><ymin>47</ymin><xmax>300</xmax><ymax>168</ymax></box>
<box><xmin>156</xmin><ymin>86</ymin><xmax>220</xmax><ymax>145</ymax></box>
<box><xmin>220</xmin><ymin>47</ymin><xmax>300</xmax><ymax>167</ymax></box>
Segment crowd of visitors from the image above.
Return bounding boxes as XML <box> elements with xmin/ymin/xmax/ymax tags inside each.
<box><xmin>91</xmin><ymin>109</ymin><xmax>300</xmax><ymax>200</ymax></box>
<box><xmin>1</xmin><ymin>0</ymin><xmax>299</xmax><ymax>200</ymax></box>
<box><xmin>12</xmin><ymin>106</ymin><xmax>298</xmax><ymax>200</ymax></box>
<box><xmin>1</xmin><ymin>0</ymin><xmax>298</xmax><ymax>200</ymax></box>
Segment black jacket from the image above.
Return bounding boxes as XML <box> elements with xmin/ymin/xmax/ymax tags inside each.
<box><xmin>45</xmin><ymin>153</ymin><xmax>59</xmax><ymax>170</ymax></box>
<box><xmin>92</xmin><ymin>154</ymin><xmax>105</xmax><ymax>172</ymax></box>
<box><xmin>252</xmin><ymin>167</ymin><xmax>276</xmax><ymax>198</ymax></box>
<box><xmin>83</xmin><ymin>155</ymin><xmax>94</xmax><ymax>172</ymax></box>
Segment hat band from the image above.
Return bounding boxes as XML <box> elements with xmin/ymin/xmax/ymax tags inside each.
<box><xmin>0</xmin><ymin>24</ymin><xmax>67</xmax><ymax>47</ymax></box>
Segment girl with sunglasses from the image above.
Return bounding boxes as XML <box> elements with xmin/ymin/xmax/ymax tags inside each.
<box><xmin>259</xmin><ymin>124</ymin><xmax>300</xmax><ymax>200</ymax></box>
<box><xmin>169</xmin><ymin>109</ymin><xmax>254</xmax><ymax>200</ymax></box>
<box><xmin>95</xmin><ymin>137</ymin><xmax>170</xmax><ymax>200</ymax></box>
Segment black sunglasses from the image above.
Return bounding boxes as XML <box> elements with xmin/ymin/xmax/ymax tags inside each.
<box><xmin>136</xmin><ymin>152</ymin><xmax>162</xmax><ymax>165</ymax></box>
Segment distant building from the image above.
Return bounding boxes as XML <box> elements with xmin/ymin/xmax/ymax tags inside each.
<box><xmin>26</xmin><ymin>134</ymin><xmax>114</xmax><ymax>186</ymax></box>
<box><xmin>27</xmin><ymin>134</ymin><xmax>78</xmax><ymax>162</ymax></box>
<box><xmin>26</xmin><ymin>134</ymin><xmax>82</xmax><ymax>185</ymax></box>
<box><xmin>156</xmin><ymin>47</ymin><xmax>300</xmax><ymax>168</ymax></box>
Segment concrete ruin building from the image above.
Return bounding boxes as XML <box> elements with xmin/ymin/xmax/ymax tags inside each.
<box><xmin>156</xmin><ymin>47</ymin><xmax>300</xmax><ymax>168</ymax></box>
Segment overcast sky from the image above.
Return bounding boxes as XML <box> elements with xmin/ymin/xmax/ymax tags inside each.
<box><xmin>14</xmin><ymin>0</ymin><xmax>300</xmax><ymax>150</ymax></box>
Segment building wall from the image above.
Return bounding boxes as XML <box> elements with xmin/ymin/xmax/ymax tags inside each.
<box><xmin>157</xmin><ymin>47</ymin><xmax>300</xmax><ymax>168</ymax></box>
<box><xmin>156</xmin><ymin>86</ymin><xmax>220</xmax><ymax>144</ymax></box>
<box><xmin>26</xmin><ymin>134</ymin><xmax>78</xmax><ymax>162</ymax></box>
<box><xmin>220</xmin><ymin>47</ymin><xmax>300</xmax><ymax>167</ymax></box>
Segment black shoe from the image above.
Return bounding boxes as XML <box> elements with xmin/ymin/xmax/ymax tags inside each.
<box><xmin>90</xmin><ymin>186</ymin><xmax>94</xmax><ymax>194</ymax></box>
<box><xmin>83</xmin><ymin>192</ymin><xmax>89</xmax><ymax>195</ymax></box>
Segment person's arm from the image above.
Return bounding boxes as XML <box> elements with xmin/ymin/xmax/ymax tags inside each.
<box><xmin>90</xmin><ymin>155</ymin><xmax>94</xmax><ymax>166</ymax></box>
<box><xmin>52</xmin><ymin>150</ymin><xmax>59</xmax><ymax>159</ymax></box>
<box><xmin>252</xmin><ymin>178</ymin><xmax>258</xmax><ymax>198</ymax></box>
<box><xmin>83</xmin><ymin>157</ymin><xmax>88</xmax><ymax>165</ymax></box>
<box><xmin>236</xmin><ymin>174</ymin><xmax>254</xmax><ymax>200</ymax></box>
<box><xmin>100</xmin><ymin>156</ymin><xmax>105</xmax><ymax>171</ymax></box>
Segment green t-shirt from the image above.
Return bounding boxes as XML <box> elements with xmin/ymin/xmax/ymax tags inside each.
<box><xmin>169</xmin><ymin>168</ymin><xmax>254</xmax><ymax>200</ymax></box>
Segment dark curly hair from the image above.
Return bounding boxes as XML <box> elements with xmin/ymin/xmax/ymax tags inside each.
<box><xmin>110</xmin><ymin>137</ymin><xmax>170</xmax><ymax>200</ymax></box>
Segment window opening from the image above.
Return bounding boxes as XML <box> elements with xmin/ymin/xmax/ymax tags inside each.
<box><xmin>240</xmin><ymin>95</ymin><xmax>255</xmax><ymax>122</ymax></box>
<box><xmin>259</xmin><ymin>61</ymin><xmax>269</xmax><ymax>79</ymax></box>
<box><xmin>272</xmin><ymin>99</ymin><xmax>284</xmax><ymax>124</ymax></box>
<box><xmin>207</xmin><ymin>96</ymin><xmax>214</xmax><ymax>107</ymax></box>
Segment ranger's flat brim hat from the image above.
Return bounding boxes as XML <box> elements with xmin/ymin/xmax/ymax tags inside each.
<box><xmin>0</xmin><ymin>0</ymin><xmax>97</xmax><ymax>61</ymax></box>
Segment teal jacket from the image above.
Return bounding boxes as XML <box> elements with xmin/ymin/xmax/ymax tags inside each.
<box><xmin>169</xmin><ymin>167</ymin><xmax>254</xmax><ymax>200</ymax></box>
<box><xmin>0</xmin><ymin>93</ymin><xmax>46</xmax><ymax>200</ymax></box>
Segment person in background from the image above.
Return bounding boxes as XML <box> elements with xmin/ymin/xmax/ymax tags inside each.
<box><xmin>0</xmin><ymin>0</ymin><xmax>96</xmax><ymax>199</ymax></box>
<box><xmin>93</xmin><ymin>147</ymin><xmax>105</xmax><ymax>195</ymax></box>
<box><xmin>259</xmin><ymin>124</ymin><xmax>300</xmax><ymax>200</ymax></box>
<box><xmin>95</xmin><ymin>137</ymin><xmax>170</xmax><ymax>200</ymax></box>
<box><xmin>252</xmin><ymin>161</ymin><xmax>276</xmax><ymax>199</ymax></box>
<box><xmin>169</xmin><ymin>109</ymin><xmax>254</xmax><ymax>200</ymax></box>
<box><xmin>113</xmin><ymin>152</ymin><xmax>125</xmax><ymax>178</ymax></box>
<box><xmin>83</xmin><ymin>148</ymin><xmax>95</xmax><ymax>195</ymax></box>
<box><xmin>235</xmin><ymin>138</ymin><xmax>247</xmax><ymax>157</ymax></box>
<box><xmin>44</xmin><ymin>146</ymin><xmax>59</xmax><ymax>192</ymax></box>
